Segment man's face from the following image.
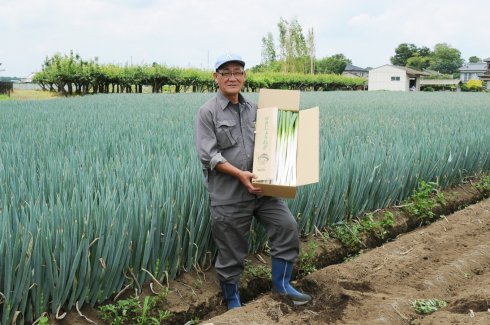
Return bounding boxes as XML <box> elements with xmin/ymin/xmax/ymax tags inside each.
<box><xmin>214</xmin><ymin>62</ymin><xmax>246</xmax><ymax>97</ymax></box>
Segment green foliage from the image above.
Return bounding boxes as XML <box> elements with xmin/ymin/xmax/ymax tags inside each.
<box><xmin>98</xmin><ymin>291</ymin><xmax>172</xmax><ymax>325</ymax></box>
<box><xmin>243</xmin><ymin>260</ymin><xmax>271</xmax><ymax>280</ymax></box>
<box><xmin>358</xmin><ymin>212</ymin><xmax>395</xmax><ymax>240</ymax></box>
<box><xmin>391</xmin><ymin>43</ymin><xmax>420</xmax><ymax>66</ymax></box>
<box><xmin>468</xmin><ymin>56</ymin><xmax>481</xmax><ymax>63</ymax></box>
<box><xmin>429</xmin><ymin>43</ymin><xmax>464</xmax><ymax>75</ymax></box>
<box><xmin>297</xmin><ymin>241</ymin><xmax>318</xmax><ymax>278</ymax></box>
<box><xmin>462</xmin><ymin>79</ymin><xmax>484</xmax><ymax>92</ymax></box>
<box><xmin>316</xmin><ymin>54</ymin><xmax>352</xmax><ymax>74</ymax></box>
<box><xmin>36</xmin><ymin>315</ymin><xmax>51</xmax><ymax>325</ymax></box>
<box><xmin>475</xmin><ymin>175</ymin><xmax>490</xmax><ymax>196</ymax></box>
<box><xmin>412</xmin><ymin>299</ymin><xmax>447</xmax><ymax>314</ymax></box>
<box><xmin>33</xmin><ymin>51</ymin><xmax>365</xmax><ymax>94</ymax></box>
<box><xmin>329</xmin><ymin>211</ymin><xmax>395</xmax><ymax>251</ymax></box>
<box><xmin>403</xmin><ymin>181</ymin><xmax>445</xmax><ymax>224</ymax></box>
<box><xmin>391</xmin><ymin>42</ymin><xmax>464</xmax><ymax>75</ymax></box>
<box><xmin>330</xmin><ymin>223</ymin><xmax>363</xmax><ymax>251</ymax></box>
<box><xmin>406</xmin><ymin>54</ymin><xmax>431</xmax><ymax>71</ymax></box>
<box><xmin>276</xmin><ymin>17</ymin><xmax>314</xmax><ymax>74</ymax></box>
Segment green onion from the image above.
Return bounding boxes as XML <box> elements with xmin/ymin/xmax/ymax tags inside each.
<box><xmin>274</xmin><ymin>110</ymin><xmax>299</xmax><ymax>185</ymax></box>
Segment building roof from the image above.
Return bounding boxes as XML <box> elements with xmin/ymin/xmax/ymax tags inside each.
<box><xmin>371</xmin><ymin>65</ymin><xmax>429</xmax><ymax>76</ymax></box>
<box><xmin>459</xmin><ymin>62</ymin><xmax>487</xmax><ymax>72</ymax></box>
<box><xmin>420</xmin><ymin>79</ymin><xmax>461</xmax><ymax>85</ymax></box>
<box><xmin>344</xmin><ymin>64</ymin><xmax>368</xmax><ymax>72</ymax></box>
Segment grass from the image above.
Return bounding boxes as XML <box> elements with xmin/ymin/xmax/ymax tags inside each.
<box><xmin>1</xmin><ymin>89</ymin><xmax>60</xmax><ymax>101</ymax></box>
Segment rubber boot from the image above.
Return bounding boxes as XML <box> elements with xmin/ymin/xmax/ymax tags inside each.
<box><xmin>271</xmin><ymin>257</ymin><xmax>312</xmax><ymax>305</ymax></box>
<box><xmin>219</xmin><ymin>281</ymin><xmax>241</xmax><ymax>310</ymax></box>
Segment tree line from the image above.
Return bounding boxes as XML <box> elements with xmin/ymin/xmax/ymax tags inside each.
<box><xmin>390</xmin><ymin>43</ymin><xmax>474</xmax><ymax>77</ymax></box>
<box><xmin>32</xmin><ymin>51</ymin><xmax>365</xmax><ymax>96</ymax></box>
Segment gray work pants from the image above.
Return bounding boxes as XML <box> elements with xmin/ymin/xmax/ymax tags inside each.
<box><xmin>210</xmin><ymin>196</ymin><xmax>299</xmax><ymax>283</ymax></box>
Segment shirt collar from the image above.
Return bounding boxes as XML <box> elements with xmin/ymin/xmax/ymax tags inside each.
<box><xmin>216</xmin><ymin>90</ymin><xmax>248</xmax><ymax>110</ymax></box>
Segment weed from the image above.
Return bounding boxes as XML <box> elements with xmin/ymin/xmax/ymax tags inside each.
<box><xmin>330</xmin><ymin>223</ymin><xmax>362</xmax><ymax>251</ymax></box>
<box><xmin>358</xmin><ymin>211</ymin><xmax>395</xmax><ymax>240</ymax></box>
<box><xmin>403</xmin><ymin>180</ymin><xmax>445</xmax><ymax>224</ymax></box>
<box><xmin>98</xmin><ymin>288</ymin><xmax>173</xmax><ymax>324</ymax></box>
<box><xmin>244</xmin><ymin>259</ymin><xmax>271</xmax><ymax>280</ymax></box>
<box><xmin>36</xmin><ymin>315</ymin><xmax>50</xmax><ymax>325</ymax></box>
<box><xmin>412</xmin><ymin>299</ymin><xmax>447</xmax><ymax>314</ymax></box>
<box><xmin>297</xmin><ymin>241</ymin><xmax>318</xmax><ymax>278</ymax></box>
<box><xmin>475</xmin><ymin>174</ymin><xmax>490</xmax><ymax>197</ymax></box>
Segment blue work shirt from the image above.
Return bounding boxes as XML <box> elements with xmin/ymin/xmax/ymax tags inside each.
<box><xmin>195</xmin><ymin>91</ymin><xmax>257</xmax><ymax>206</ymax></box>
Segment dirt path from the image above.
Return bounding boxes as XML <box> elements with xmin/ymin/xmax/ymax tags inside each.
<box><xmin>203</xmin><ymin>198</ymin><xmax>490</xmax><ymax>325</ymax></box>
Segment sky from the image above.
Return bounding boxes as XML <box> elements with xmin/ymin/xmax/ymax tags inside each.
<box><xmin>1</xmin><ymin>0</ymin><xmax>490</xmax><ymax>77</ymax></box>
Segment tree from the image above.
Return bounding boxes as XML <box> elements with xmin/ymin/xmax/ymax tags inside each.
<box><xmin>468</xmin><ymin>56</ymin><xmax>481</xmax><ymax>63</ymax></box>
<box><xmin>406</xmin><ymin>54</ymin><xmax>431</xmax><ymax>71</ymax></box>
<box><xmin>316</xmin><ymin>54</ymin><xmax>352</xmax><ymax>74</ymax></box>
<box><xmin>261</xmin><ymin>32</ymin><xmax>276</xmax><ymax>65</ymax></box>
<box><xmin>307</xmin><ymin>28</ymin><xmax>315</xmax><ymax>74</ymax></box>
<box><xmin>391</xmin><ymin>43</ymin><xmax>418</xmax><ymax>66</ymax></box>
<box><xmin>262</xmin><ymin>17</ymin><xmax>315</xmax><ymax>74</ymax></box>
<box><xmin>429</xmin><ymin>43</ymin><xmax>464</xmax><ymax>75</ymax></box>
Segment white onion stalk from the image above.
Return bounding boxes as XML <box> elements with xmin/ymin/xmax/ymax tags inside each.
<box><xmin>274</xmin><ymin>110</ymin><xmax>298</xmax><ymax>185</ymax></box>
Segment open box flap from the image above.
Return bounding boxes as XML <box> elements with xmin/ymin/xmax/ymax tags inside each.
<box><xmin>258</xmin><ymin>88</ymin><xmax>300</xmax><ymax>110</ymax></box>
<box><xmin>296</xmin><ymin>106</ymin><xmax>320</xmax><ymax>186</ymax></box>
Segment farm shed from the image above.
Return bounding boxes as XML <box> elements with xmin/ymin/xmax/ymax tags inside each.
<box><xmin>419</xmin><ymin>79</ymin><xmax>462</xmax><ymax>92</ymax></box>
<box><xmin>368</xmin><ymin>65</ymin><xmax>429</xmax><ymax>91</ymax></box>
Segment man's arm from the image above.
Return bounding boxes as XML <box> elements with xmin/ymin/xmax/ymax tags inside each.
<box><xmin>215</xmin><ymin>162</ymin><xmax>262</xmax><ymax>194</ymax></box>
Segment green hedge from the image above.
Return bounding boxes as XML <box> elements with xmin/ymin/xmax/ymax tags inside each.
<box><xmin>33</xmin><ymin>55</ymin><xmax>366</xmax><ymax>95</ymax></box>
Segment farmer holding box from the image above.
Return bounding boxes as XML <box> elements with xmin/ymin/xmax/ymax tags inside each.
<box><xmin>195</xmin><ymin>53</ymin><xmax>311</xmax><ymax>309</ymax></box>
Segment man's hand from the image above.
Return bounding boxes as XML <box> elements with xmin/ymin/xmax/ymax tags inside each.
<box><xmin>215</xmin><ymin>162</ymin><xmax>262</xmax><ymax>194</ymax></box>
<box><xmin>236</xmin><ymin>170</ymin><xmax>262</xmax><ymax>194</ymax></box>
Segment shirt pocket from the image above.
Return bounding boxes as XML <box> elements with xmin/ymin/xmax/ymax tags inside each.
<box><xmin>216</xmin><ymin>119</ymin><xmax>238</xmax><ymax>149</ymax></box>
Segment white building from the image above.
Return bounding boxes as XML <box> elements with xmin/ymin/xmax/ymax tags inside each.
<box><xmin>368</xmin><ymin>65</ymin><xmax>429</xmax><ymax>91</ymax></box>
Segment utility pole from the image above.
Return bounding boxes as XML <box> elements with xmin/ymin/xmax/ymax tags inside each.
<box><xmin>0</xmin><ymin>62</ymin><xmax>5</xmax><ymax>72</ymax></box>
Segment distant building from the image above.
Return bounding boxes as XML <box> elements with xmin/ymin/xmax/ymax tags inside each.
<box><xmin>342</xmin><ymin>64</ymin><xmax>369</xmax><ymax>78</ymax></box>
<box><xmin>20</xmin><ymin>73</ymin><xmax>36</xmax><ymax>83</ymax></box>
<box><xmin>477</xmin><ymin>58</ymin><xmax>490</xmax><ymax>90</ymax></box>
<box><xmin>368</xmin><ymin>65</ymin><xmax>429</xmax><ymax>91</ymax></box>
<box><xmin>459</xmin><ymin>61</ymin><xmax>487</xmax><ymax>82</ymax></box>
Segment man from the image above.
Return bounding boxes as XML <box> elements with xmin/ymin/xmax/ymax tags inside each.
<box><xmin>195</xmin><ymin>53</ymin><xmax>311</xmax><ymax>309</ymax></box>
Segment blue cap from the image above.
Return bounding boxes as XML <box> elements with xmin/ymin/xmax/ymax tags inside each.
<box><xmin>214</xmin><ymin>53</ymin><xmax>245</xmax><ymax>71</ymax></box>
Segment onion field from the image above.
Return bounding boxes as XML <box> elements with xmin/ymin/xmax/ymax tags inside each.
<box><xmin>0</xmin><ymin>92</ymin><xmax>489</xmax><ymax>323</ymax></box>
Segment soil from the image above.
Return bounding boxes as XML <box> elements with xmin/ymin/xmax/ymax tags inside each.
<box><xmin>203</xmin><ymin>197</ymin><xmax>490</xmax><ymax>325</ymax></box>
<box><xmin>52</xmin><ymin>182</ymin><xmax>490</xmax><ymax>325</ymax></box>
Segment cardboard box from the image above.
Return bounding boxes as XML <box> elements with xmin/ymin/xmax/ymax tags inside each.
<box><xmin>252</xmin><ymin>89</ymin><xmax>319</xmax><ymax>198</ymax></box>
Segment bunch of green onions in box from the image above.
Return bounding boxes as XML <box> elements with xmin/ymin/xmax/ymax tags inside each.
<box><xmin>274</xmin><ymin>110</ymin><xmax>299</xmax><ymax>185</ymax></box>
